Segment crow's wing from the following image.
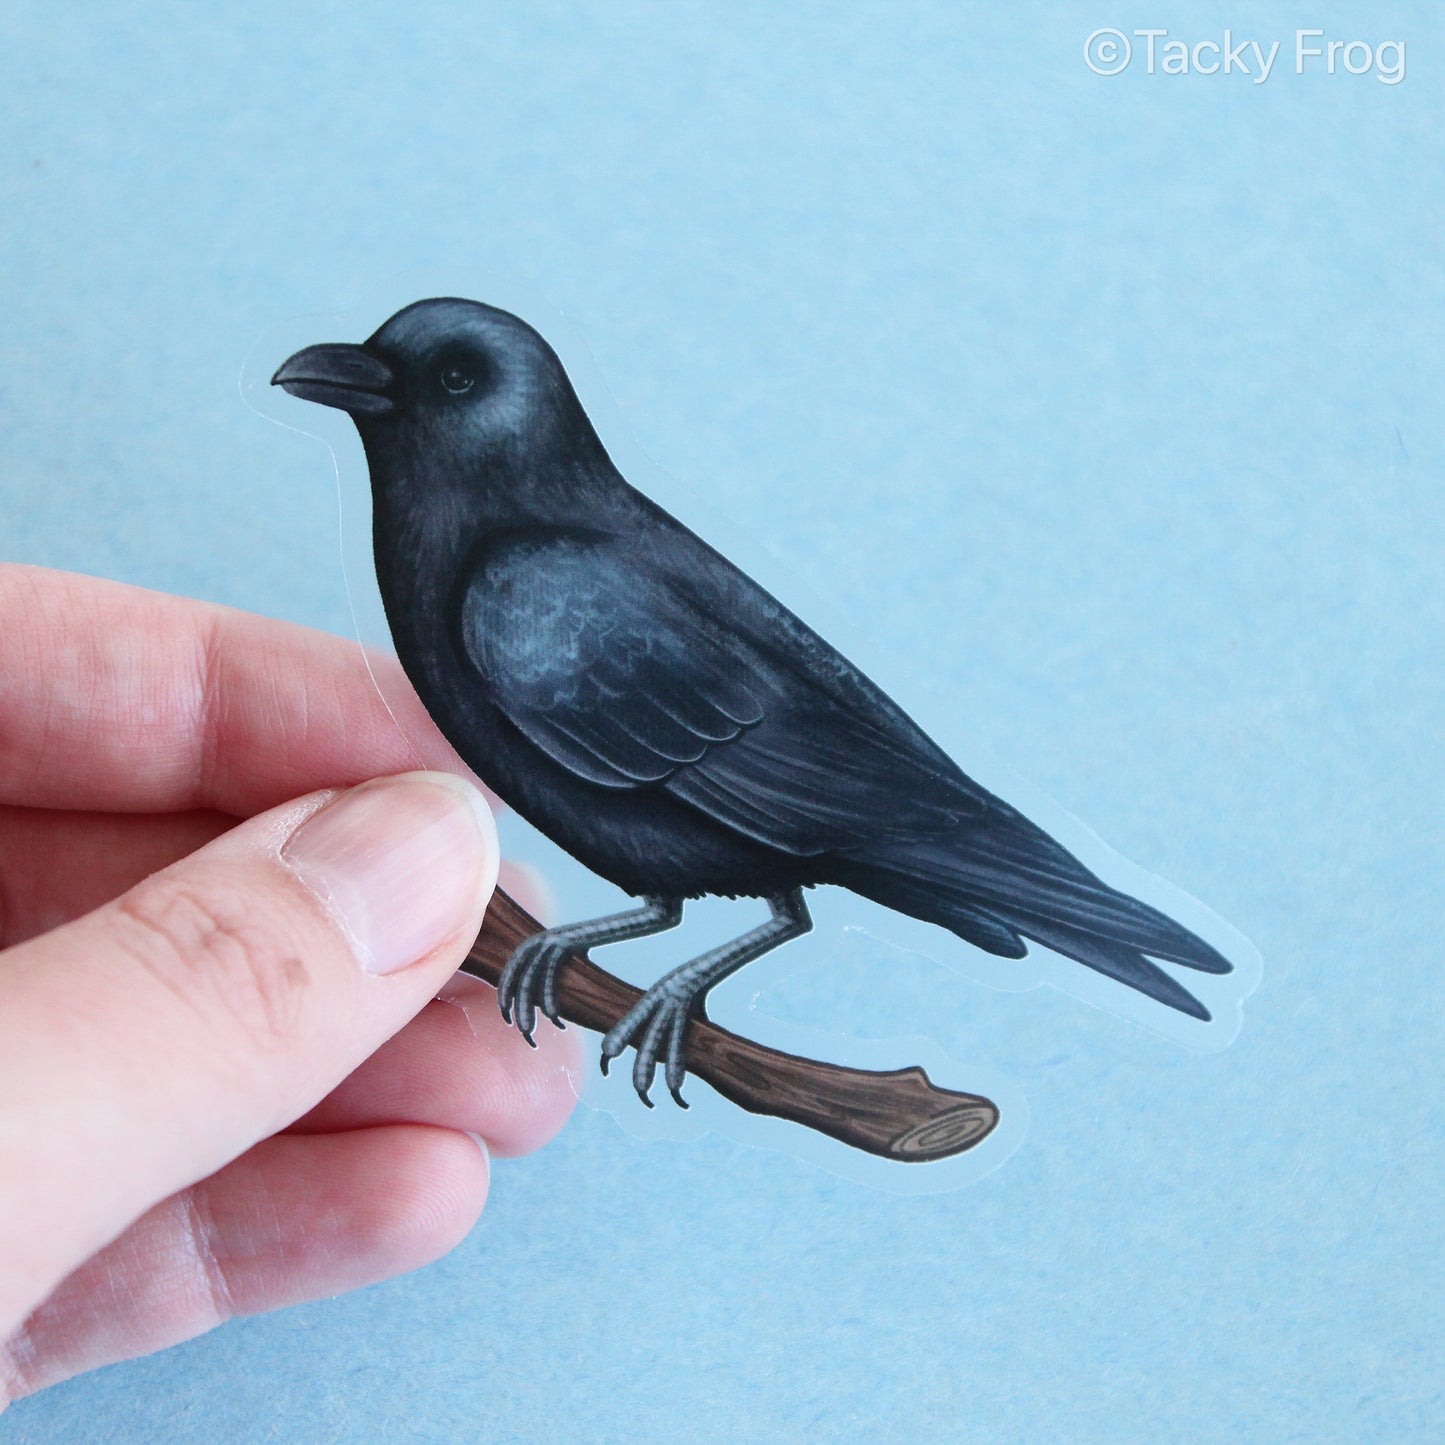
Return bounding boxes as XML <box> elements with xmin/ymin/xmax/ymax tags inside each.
<box><xmin>456</xmin><ymin>532</ymin><xmax>982</xmax><ymax>855</ymax></box>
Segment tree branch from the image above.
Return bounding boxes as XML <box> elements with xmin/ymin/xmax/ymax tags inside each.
<box><xmin>460</xmin><ymin>889</ymin><xmax>1000</xmax><ymax>1163</ymax></box>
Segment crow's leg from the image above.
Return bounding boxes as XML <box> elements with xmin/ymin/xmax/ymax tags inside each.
<box><xmin>498</xmin><ymin>897</ymin><xmax>684</xmax><ymax>1044</ymax></box>
<box><xmin>600</xmin><ymin>890</ymin><xmax>812</xmax><ymax>1107</ymax></box>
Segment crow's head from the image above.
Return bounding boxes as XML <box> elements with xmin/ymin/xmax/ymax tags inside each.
<box><xmin>272</xmin><ymin>298</ymin><xmax>585</xmax><ymax>467</ymax></box>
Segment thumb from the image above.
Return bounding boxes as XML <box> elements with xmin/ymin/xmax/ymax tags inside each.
<box><xmin>0</xmin><ymin>771</ymin><xmax>497</xmax><ymax>1332</ymax></box>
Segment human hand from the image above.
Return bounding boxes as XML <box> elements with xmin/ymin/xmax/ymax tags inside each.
<box><xmin>0</xmin><ymin>566</ymin><xmax>579</xmax><ymax>1405</ymax></box>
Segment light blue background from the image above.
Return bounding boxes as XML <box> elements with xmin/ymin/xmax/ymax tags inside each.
<box><xmin>2</xmin><ymin>3</ymin><xmax>1440</xmax><ymax>1440</ymax></box>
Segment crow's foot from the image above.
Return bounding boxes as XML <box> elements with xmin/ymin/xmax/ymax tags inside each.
<box><xmin>496</xmin><ymin>897</ymin><xmax>686</xmax><ymax>1047</ymax></box>
<box><xmin>597</xmin><ymin>890</ymin><xmax>812</xmax><ymax>1108</ymax></box>
<box><xmin>599</xmin><ymin>981</ymin><xmax>701</xmax><ymax>1108</ymax></box>
<box><xmin>497</xmin><ymin>931</ymin><xmax>573</xmax><ymax>1043</ymax></box>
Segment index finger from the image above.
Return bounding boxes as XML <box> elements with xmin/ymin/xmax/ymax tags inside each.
<box><xmin>0</xmin><ymin>565</ymin><xmax>472</xmax><ymax>815</ymax></box>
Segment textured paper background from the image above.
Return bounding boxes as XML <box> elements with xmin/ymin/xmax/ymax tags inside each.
<box><xmin>2</xmin><ymin>3</ymin><xmax>1440</xmax><ymax>1440</ymax></box>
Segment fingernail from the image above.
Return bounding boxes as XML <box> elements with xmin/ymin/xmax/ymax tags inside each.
<box><xmin>282</xmin><ymin>772</ymin><xmax>497</xmax><ymax>975</ymax></box>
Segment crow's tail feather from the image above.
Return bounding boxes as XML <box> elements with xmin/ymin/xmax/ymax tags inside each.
<box><xmin>977</xmin><ymin>908</ymin><xmax>1214</xmax><ymax>1019</ymax></box>
<box><xmin>860</xmin><ymin>804</ymin><xmax>1231</xmax><ymax>1021</ymax></box>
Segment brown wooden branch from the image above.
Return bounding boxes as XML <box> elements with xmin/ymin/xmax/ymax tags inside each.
<box><xmin>460</xmin><ymin>889</ymin><xmax>1000</xmax><ymax>1162</ymax></box>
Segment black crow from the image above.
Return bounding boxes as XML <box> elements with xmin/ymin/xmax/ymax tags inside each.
<box><xmin>273</xmin><ymin>298</ymin><xmax>1231</xmax><ymax>1105</ymax></box>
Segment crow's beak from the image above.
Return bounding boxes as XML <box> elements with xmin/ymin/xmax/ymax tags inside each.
<box><xmin>271</xmin><ymin>344</ymin><xmax>396</xmax><ymax>416</ymax></box>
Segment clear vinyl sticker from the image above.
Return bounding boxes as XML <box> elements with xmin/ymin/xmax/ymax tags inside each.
<box><xmin>243</xmin><ymin>281</ymin><xmax>1260</xmax><ymax>1193</ymax></box>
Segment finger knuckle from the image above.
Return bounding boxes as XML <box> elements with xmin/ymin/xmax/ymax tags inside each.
<box><xmin>115</xmin><ymin>875</ymin><xmax>311</xmax><ymax>1047</ymax></box>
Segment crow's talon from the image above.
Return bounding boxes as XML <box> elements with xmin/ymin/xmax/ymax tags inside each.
<box><xmin>665</xmin><ymin>1008</ymin><xmax>689</xmax><ymax>1099</ymax></box>
<box><xmin>632</xmin><ymin>1007</ymin><xmax>666</xmax><ymax>1101</ymax></box>
<box><xmin>541</xmin><ymin>966</ymin><xmax>565</xmax><ymax>1028</ymax></box>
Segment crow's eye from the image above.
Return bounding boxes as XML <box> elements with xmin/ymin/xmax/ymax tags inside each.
<box><xmin>440</xmin><ymin>367</ymin><xmax>474</xmax><ymax>395</ymax></box>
